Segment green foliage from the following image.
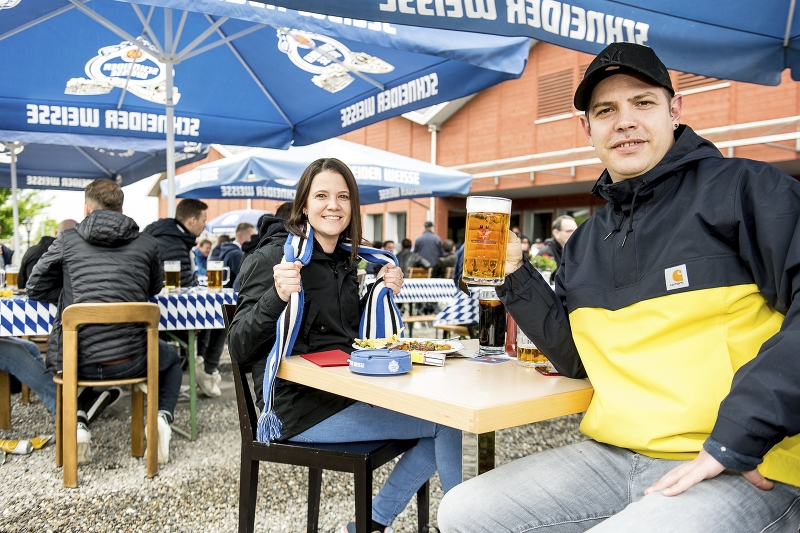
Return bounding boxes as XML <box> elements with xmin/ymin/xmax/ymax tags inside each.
<box><xmin>41</xmin><ymin>218</ymin><xmax>59</xmax><ymax>237</ymax></box>
<box><xmin>0</xmin><ymin>189</ymin><xmax>50</xmax><ymax>239</ymax></box>
<box><xmin>530</xmin><ymin>253</ymin><xmax>557</xmax><ymax>272</ymax></box>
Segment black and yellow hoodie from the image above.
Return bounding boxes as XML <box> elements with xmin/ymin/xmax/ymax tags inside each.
<box><xmin>498</xmin><ymin>126</ymin><xmax>800</xmax><ymax>487</ymax></box>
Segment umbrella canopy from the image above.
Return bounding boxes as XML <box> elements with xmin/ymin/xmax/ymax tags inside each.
<box><xmin>172</xmin><ymin>138</ymin><xmax>473</xmax><ymax>204</ymax></box>
<box><xmin>0</xmin><ymin>131</ymin><xmax>208</xmax><ymax>190</ymax></box>
<box><xmin>240</xmin><ymin>0</ymin><xmax>800</xmax><ymax>87</ymax></box>
<box><xmin>205</xmin><ymin>209</ymin><xmax>272</xmax><ymax>235</ymax></box>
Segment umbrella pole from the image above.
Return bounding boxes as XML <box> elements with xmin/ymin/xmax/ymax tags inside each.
<box><xmin>166</xmin><ymin>59</ymin><xmax>176</xmax><ymax>219</ymax></box>
<box><xmin>9</xmin><ymin>143</ymin><xmax>20</xmax><ymax>265</ymax></box>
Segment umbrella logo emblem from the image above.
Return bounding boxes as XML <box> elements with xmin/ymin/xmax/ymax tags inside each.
<box><xmin>277</xmin><ymin>28</ymin><xmax>394</xmax><ymax>93</ymax></box>
<box><xmin>0</xmin><ymin>0</ymin><xmax>21</xmax><ymax>9</ymax></box>
<box><xmin>65</xmin><ymin>38</ymin><xmax>180</xmax><ymax>105</ymax></box>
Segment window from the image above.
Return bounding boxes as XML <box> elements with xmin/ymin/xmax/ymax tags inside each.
<box><xmin>364</xmin><ymin>214</ymin><xmax>383</xmax><ymax>242</ymax></box>
<box><xmin>538</xmin><ymin>70</ymin><xmax>574</xmax><ymax>118</ymax></box>
<box><xmin>677</xmin><ymin>73</ymin><xmax>720</xmax><ymax>91</ymax></box>
<box><xmin>557</xmin><ymin>207</ymin><xmax>590</xmax><ymax>226</ymax></box>
<box><xmin>386</xmin><ymin>212</ymin><xmax>406</xmax><ymax>244</ymax></box>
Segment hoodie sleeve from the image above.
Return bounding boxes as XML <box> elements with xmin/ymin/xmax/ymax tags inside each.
<box><xmin>227</xmin><ymin>247</ymin><xmax>288</xmax><ymax>367</ymax></box>
<box><xmin>497</xmin><ymin>261</ymin><xmax>586</xmax><ymax>379</ymax></box>
<box><xmin>26</xmin><ymin>232</ymin><xmax>65</xmax><ymax>305</ymax></box>
<box><xmin>708</xmin><ymin>163</ymin><xmax>800</xmax><ymax>467</ymax></box>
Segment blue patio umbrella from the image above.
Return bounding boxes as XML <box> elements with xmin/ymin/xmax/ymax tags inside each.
<box><xmin>225</xmin><ymin>0</ymin><xmax>800</xmax><ymax>87</ymax></box>
<box><xmin>205</xmin><ymin>209</ymin><xmax>272</xmax><ymax>235</ymax></box>
<box><xmin>172</xmin><ymin>138</ymin><xmax>473</xmax><ymax>204</ymax></box>
<box><xmin>0</xmin><ymin>0</ymin><xmax>530</xmax><ymax>217</ymax></box>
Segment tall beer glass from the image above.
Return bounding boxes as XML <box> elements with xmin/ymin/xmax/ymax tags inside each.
<box><xmin>164</xmin><ymin>261</ymin><xmax>181</xmax><ymax>290</ymax></box>
<box><xmin>207</xmin><ymin>261</ymin><xmax>230</xmax><ymax>290</ymax></box>
<box><xmin>4</xmin><ymin>266</ymin><xmax>18</xmax><ymax>290</ymax></box>
<box><xmin>475</xmin><ymin>287</ymin><xmax>506</xmax><ymax>355</ymax></box>
<box><xmin>463</xmin><ymin>196</ymin><xmax>512</xmax><ymax>286</ymax></box>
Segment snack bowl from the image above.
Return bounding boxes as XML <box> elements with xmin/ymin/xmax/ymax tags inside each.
<box><xmin>348</xmin><ymin>349</ymin><xmax>412</xmax><ymax>376</ymax></box>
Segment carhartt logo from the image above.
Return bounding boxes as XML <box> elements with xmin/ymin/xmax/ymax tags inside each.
<box><xmin>665</xmin><ymin>265</ymin><xmax>689</xmax><ymax>291</ymax></box>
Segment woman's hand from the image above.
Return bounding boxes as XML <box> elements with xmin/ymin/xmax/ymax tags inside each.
<box><xmin>504</xmin><ymin>231</ymin><xmax>525</xmax><ymax>275</ymax></box>
<box><xmin>378</xmin><ymin>264</ymin><xmax>404</xmax><ymax>295</ymax></box>
<box><xmin>273</xmin><ymin>261</ymin><xmax>303</xmax><ymax>302</ymax></box>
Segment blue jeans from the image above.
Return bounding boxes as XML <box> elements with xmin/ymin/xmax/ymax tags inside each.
<box><xmin>289</xmin><ymin>401</ymin><xmax>463</xmax><ymax>527</ymax></box>
<box><xmin>438</xmin><ymin>440</ymin><xmax>800</xmax><ymax>533</ymax></box>
<box><xmin>78</xmin><ymin>340</ymin><xmax>181</xmax><ymax>416</ymax></box>
<box><xmin>0</xmin><ymin>337</ymin><xmax>56</xmax><ymax>415</ymax></box>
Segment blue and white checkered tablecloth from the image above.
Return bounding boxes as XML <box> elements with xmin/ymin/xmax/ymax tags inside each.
<box><xmin>361</xmin><ymin>276</ymin><xmax>457</xmax><ymax>303</ymax></box>
<box><xmin>0</xmin><ymin>290</ymin><xmax>238</xmax><ymax>336</ymax></box>
<box><xmin>433</xmin><ymin>289</ymin><xmax>480</xmax><ymax>326</ymax></box>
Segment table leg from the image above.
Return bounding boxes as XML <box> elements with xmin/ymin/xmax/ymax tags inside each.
<box><xmin>461</xmin><ymin>431</ymin><xmax>495</xmax><ymax>482</ymax></box>
<box><xmin>0</xmin><ymin>370</ymin><xmax>10</xmax><ymax>430</ymax></box>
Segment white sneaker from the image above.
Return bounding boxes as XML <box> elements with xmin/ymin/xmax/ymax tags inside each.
<box><xmin>76</xmin><ymin>422</ymin><xmax>92</xmax><ymax>465</ymax></box>
<box><xmin>195</xmin><ymin>357</ymin><xmax>222</xmax><ymax>397</ymax></box>
<box><xmin>146</xmin><ymin>412</ymin><xmax>172</xmax><ymax>464</ymax></box>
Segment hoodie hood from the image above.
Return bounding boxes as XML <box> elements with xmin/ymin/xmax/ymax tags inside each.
<box><xmin>143</xmin><ymin>217</ymin><xmax>196</xmax><ymax>247</ymax></box>
<box><xmin>75</xmin><ymin>210</ymin><xmax>140</xmax><ymax>247</ymax></box>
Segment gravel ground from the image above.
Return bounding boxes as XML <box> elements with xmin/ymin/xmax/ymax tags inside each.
<box><xmin>0</xmin><ymin>351</ymin><xmax>586</xmax><ymax>533</ymax></box>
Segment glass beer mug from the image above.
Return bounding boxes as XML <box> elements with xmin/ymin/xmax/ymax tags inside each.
<box><xmin>207</xmin><ymin>261</ymin><xmax>231</xmax><ymax>290</ymax></box>
<box><xmin>474</xmin><ymin>287</ymin><xmax>506</xmax><ymax>356</ymax></box>
<box><xmin>164</xmin><ymin>261</ymin><xmax>181</xmax><ymax>290</ymax></box>
<box><xmin>4</xmin><ymin>265</ymin><xmax>18</xmax><ymax>290</ymax></box>
<box><xmin>516</xmin><ymin>327</ymin><xmax>551</xmax><ymax>368</ymax></box>
<box><xmin>462</xmin><ymin>196</ymin><xmax>512</xmax><ymax>286</ymax></box>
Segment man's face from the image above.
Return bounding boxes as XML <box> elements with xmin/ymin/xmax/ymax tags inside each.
<box><xmin>184</xmin><ymin>210</ymin><xmax>208</xmax><ymax>237</ymax></box>
<box><xmin>520</xmin><ymin>238</ymin><xmax>530</xmax><ymax>252</ymax></box>
<box><xmin>384</xmin><ymin>242</ymin><xmax>395</xmax><ymax>253</ymax></box>
<box><xmin>237</xmin><ymin>227</ymin><xmax>257</xmax><ymax>244</ymax></box>
<box><xmin>580</xmin><ymin>73</ymin><xmax>682</xmax><ymax>183</ymax></box>
<box><xmin>198</xmin><ymin>242</ymin><xmax>211</xmax><ymax>257</ymax></box>
<box><xmin>554</xmin><ymin>219</ymin><xmax>578</xmax><ymax>247</ymax></box>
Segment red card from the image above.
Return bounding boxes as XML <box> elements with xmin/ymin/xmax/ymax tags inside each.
<box><xmin>300</xmin><ymin>350</ymin><xmax>350</xmax><ymax>367</ymax></box>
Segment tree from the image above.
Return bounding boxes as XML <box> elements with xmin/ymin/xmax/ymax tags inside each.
<box><xmin>0</xmin><ymin>189</ymin><xmax>50</xmax><ymax>239</ymax></box>
<box><xmin>41</xmin><ymin>218</ymin><xmax>59</xmax><ymax>237</ymax></box>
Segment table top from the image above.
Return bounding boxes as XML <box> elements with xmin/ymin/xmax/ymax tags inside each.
<box><xmin>276</xmin><ymin>340</ymin><xmax>593</xmax><ymax>434</ymax></box>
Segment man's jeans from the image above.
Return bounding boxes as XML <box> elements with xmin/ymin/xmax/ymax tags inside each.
<box><xmin>78</xmin><ymin>340</ymin><xmax>181</xmax><ymax>416</ymax></box>
<box><xmin>0</xmin><ymin>337</ymin><xmax>56</xmax><ymax>415</ymax></box>
<box><xmin>438</xmin><ymin>440</ymin><xmax>800</xmax><ymax>533</ymax></box>
<box><xmin>289</xmin><ymin>401</ymin><xmax>462</xmax><ymax>527</ymax></box>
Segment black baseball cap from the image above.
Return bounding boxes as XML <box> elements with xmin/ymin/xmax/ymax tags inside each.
<box><xmin>574</xmin><ymin>42</ymin><xmax>674</xmax><ymax>112</ymax></box>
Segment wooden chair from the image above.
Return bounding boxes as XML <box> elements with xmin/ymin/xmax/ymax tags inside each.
<box><xmin>443</xmin><ymin>267</ymin><xmax>455</xmax><ymax>280</ymax></box>
<box><xmin>53</xmin><ymin>303</ymin><xmax>161</xmax><ymax>488</ymax></box>
<box><xmin>406</xmin><ymin>267</ymin><xmax>432</xmax><ymax>278</ymax></box>
<box><xmin>222</xmin><ymin>304</ymin><xmax>430</xmax><ymax>533</ymax></box>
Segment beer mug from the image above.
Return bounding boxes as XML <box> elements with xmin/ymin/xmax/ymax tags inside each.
<box><xmin>4</xmin><ymin>265</ymin><xmax>19</xmax><ymax>290</ymax></box>
<box><xmin>164</xmin><ymin>261</ymin><xmax>181</xmax><ymax>290</ymax></box>
<box><xmin>462</xmin><ymin>196</ymin><xmax>512</xmax><ymax>286</ymax></box>
<box><xmin>207</xmin><ymin>261</ymin><xmax>230</xmax><ymax>290</ymax></box>
<box><xmin>475</xmin><ymin>287</ymin><xmax>506</xmax><ymax>355</ymax></box>
<box><xmin>516</xmin><ymin>327</ymin><xmax>550</xmax><ymax>368</ymax></box>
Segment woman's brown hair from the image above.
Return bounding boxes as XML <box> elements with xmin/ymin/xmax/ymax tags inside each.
<box><xmin>285</xmin><ymin>158</ymin><xmax>362</xmax><ymax>264</ymax></box>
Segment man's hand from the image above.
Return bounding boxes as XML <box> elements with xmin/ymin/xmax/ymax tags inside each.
<box><xmin>273</xmin><ymin>261</ymin><xmax>302</xmax><ymax>302</ymax></box>
<box><xmin>378</xmin><ymin>264</ymin><xmax>404</xmax><ymax>295</ymax></box>
<box><xmin>644</xmin><ymin>449</ymin><xmax>773</xmax><ymax>497</ymax></box>
<box><xmin>504</xmin><ymin>231</ymin><xmax>524</xmax><ymax>276</ymax></box>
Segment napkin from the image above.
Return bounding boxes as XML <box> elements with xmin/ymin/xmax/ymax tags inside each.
<box><xmin>300</xmin><ymin>350</ymin><xmax>350</xmax><ymax>367</ymax></box>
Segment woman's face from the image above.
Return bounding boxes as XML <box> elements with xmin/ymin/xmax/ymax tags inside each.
<box><xmin>303</xmin><ymin>170</ymin><xmax>352</xmax><ymax>250</ymax></box>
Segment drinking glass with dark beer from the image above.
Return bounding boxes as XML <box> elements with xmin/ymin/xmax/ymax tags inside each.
<box><xmin>462</xmin><ymin>196</ymin><xmax>512</xmax><ymax>286</ymax></box>
<box><xmin>206</xmin><ymin>261</ymin><xmax>230</xmax><ymax>290</ymax></box>
<box><xmin>475</xmin><ymin>288</ymin><xmax>506</xmax><ymax>355</ymax></box>
<box><xmin>4</xmin><ymin>266</ymin><xmax>19</xmax><ymax>290</ymax></box>
<box><xmin>164</xmin><ymin>261</ymin><xmax>181</xmax><ymax>290</ymax></box>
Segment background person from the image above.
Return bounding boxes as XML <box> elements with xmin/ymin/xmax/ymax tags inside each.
<box><xmin>396</xmin><ymin>238</ymin><xmax>430</xmax><ymax>275</ymax></box>
<box><xmin>27</xmin><ymin>180</ymin><xmax>181</xmax><ymax>465</ymax></box>
<box><xmin>438</xmin><ymin>42</ymin><xmax>800</xmax><ymax>532</ymax></box>
<box><xmin>413</xmin><ymin>221</ymin><xmax>443</xmax><ymax>267</ymax></box>
<box><xmin>209</xmin><ymin>234</ymin><xmax>230</xmax><ymax>261</ymax></box>
<box><xmin>228</xmin><ymin>158</ymin><xmax>461</xmax><ymax>533</ymax></box>
<box><xmin>18</xmin><ymin>219</ymin><xmax>77</xmax><ymax>289</ymax></box>
<box><xmin>537</xmin><ymin>215</ymin><xmax>577</xmax><ymax>276</ymax></box>
<box><xmin>431</xmin><ymin>239</ymin><xmax>457</xmax><ymax>278</ymax></box>
<box><xmin>193</xmin><ymin>239</ymin><xmax>212</xmax><ymax>276</ymax></box>
<box><xmin>144</xmin><ymin>199</ymin><xmax>208</xmax><ymax>289</ymax></box>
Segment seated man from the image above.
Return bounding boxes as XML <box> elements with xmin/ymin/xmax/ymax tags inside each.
<box><xmin>27</xmin><ymin>179</ymin><xmax>181</xmax><ymax>465</ymax></box>
<box><xmin>431</xmin><ymin>239</ymin><xmax>457</xmax><ymax>278</ymax></box>
<box><xmin>439</xmin><ymin>42</ymin><xmax>800</xmax><ymax>532</ymax></box>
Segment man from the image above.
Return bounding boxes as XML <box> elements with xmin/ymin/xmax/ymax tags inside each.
<box><xmin>395</xmin><ymin>238</ymin><xmax>431</xmax><ymax>274</ymax></box>
<box><xmin>18</xmin><ymin>219</ymin><xmax>77</xmax><ymax>289</ymax></box>
<box><xmin>218</xmin><ymin>222</ymin><xmax>256</xmax><ymax>289</ymax></box>
<box><xmin>0</xmin><ymin>228</ymin><xmax>13</xmax><ymax>269</ymax></box>
<box><xmin>537</xmin><ymin>215</ymin><xmax>577</xmax><ymax>276</ymax></box>
<box><xmin>144</xmin><ymin>198</ymin><xmax>208</xmax><ymax>288</ymax></box>
<box><xmin>27</xmin><ymin>180</ymin><xmax>182</xmax><ymax>465</ymax></box>
<box><xmin>439</xmin><ymin>42</ymin><xmax>800</xmax><ymax>532</ymax></box>
<box><xmin>431</xmin><ymin>239</ymin><xmax>457</xmax><ymax>278</ymax></box>
<box><xmin>382</xmin><ymin>240</ymin><xmax>395</xmax><ymax>254</ymax></box>
<box><xmin>413</xmin><ymin>221</ymin><xmax>443</xmax><ymax>267</ymax></box>
<box><xmin>193</xmin><ymin>239</ymin><xmax>212</xmax><ymax>276</ymax></box>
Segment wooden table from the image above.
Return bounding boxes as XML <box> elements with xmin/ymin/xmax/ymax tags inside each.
<box><xmin>277</xmin><ymin>340</ymin><xmax>593</xmax><ymax>479</ymax></box>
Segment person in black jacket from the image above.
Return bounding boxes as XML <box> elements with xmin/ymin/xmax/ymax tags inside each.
<box><xmin>431</xmin><ymin>239</ymin><xmax>457</xmax><ymax>278</ymax></box>
<box><xmin>229</xmin><ymin>158</ymin><xmax>461</xmax><ymax>533</ymax></box>
<box><xmin>535</xmin><ymin>215</ymin><xmax>576</xmax><ymax>277</ymax></box>
<box><xmin>439</xmin><ymin>43</ymin><xmax>800</xmax><ymax>533</ymax></box>
<box><xmin>27</xmin><ymin>180</ymin><xmax>181</xmax><ymax>466</ymax></box>
<box><xmin>18</xmin><ymin>219</ymin><xmax>77</xmax><ymax>289</ymax></box>
<box><xmin>143</xmin><ymin>198</ymin><xmax>208</xmax><ymax>288</ymax></box>
<box><xmin>395</xmin><ymin>238</ymin><xmax>430</xmax><ymax>274</ymax></box>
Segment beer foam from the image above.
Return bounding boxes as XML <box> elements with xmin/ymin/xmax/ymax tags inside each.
<box><xmin>466</xmin><ymin>196</ymin><xmax>511</xmax><ymax>214</ymax></box>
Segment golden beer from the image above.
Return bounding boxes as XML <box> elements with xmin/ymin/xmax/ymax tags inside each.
<box><xmin>207</xmin><ymin>269</ymin><xmax>224</xmax><ymax>290</ymax></box>
<box><xmin>164</xmin><ymin>261</ymin><xmax>181</xmax><ymax>290</ymax></box>
<box><xmin>462</xmin><ymin>196</ymin><xmax>512</xmax><ymax>286</ymax></box>
<box><xmin>517</xmin><ymin>344</ymin><xmax>549</xmax><ymax>367</ymax></box>
<box><xmin>4</xmin><ymin>271</ymin><xmax>18</xmax><ymax>288</ymax></box>
<box><xmin>206</xmin><ymin>261</ymin><xmax>230</xmax><ymax>290</ymax></box>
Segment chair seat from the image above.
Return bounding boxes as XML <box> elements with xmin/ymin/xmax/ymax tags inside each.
<box><xmin>53</xmin><ymin>375</ymin><xmax>147</xmax><ymax>388</ymax></box>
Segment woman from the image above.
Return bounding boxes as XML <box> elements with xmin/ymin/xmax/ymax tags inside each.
<box><xmin>228</xmin><ymin>158</ymin><xmax>461</xmax><ymax>533</ymax></box>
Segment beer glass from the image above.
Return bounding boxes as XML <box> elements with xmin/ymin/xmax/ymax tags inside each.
<box><xmin>4</xmin><ymin>265</ymin><xmax>19</xmax><ymax>290</ymax></box>
<box><xmin>164</xmin><ymin>261</ymin><xmax>181</xmax><ymax>290</ymax></box>
<box><xmin>207</xmin><ymin>261</ymin><xmax>230</xmax><ymax>290</ymax></box>
<box><xmin>475</xmin><ymin>288</ymin><xmax>506</xmax><ymax>355</ymax></box>
<box><xmin>516</xmin><ymin>327</ymin><xmax>550</xmax><ymax>368</ymax></box>
<box><xmin>462</xmin><ymin>196</ymin><xmax>512</xmax><ymax>286</ymax></box>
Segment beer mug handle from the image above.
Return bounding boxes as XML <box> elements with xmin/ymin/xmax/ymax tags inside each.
<box><xmin>223</xmin><ymin>267</ymin><xmax>231</xmax><ymax>285</ymax></box>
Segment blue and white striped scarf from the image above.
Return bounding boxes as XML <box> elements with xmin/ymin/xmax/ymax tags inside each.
<box><xmin>257</xmin><ymin>224</ymin><xmax>404</xmax><ymax>443</ymax></box>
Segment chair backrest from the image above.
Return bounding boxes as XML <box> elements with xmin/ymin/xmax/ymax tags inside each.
<box><xmin>444</xmin><ymin>266</ymin><xmax>455</xmax><ymax>280</ymax></box>
<box><xmin>406</xmin><ymin>267</ymin><xmax>431</xmax><ymax>278</ymax></box>
<box><xmin>222</xmin><ymin>304</ymin><xmax>259</xmax><ymax>444</ymax></box>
